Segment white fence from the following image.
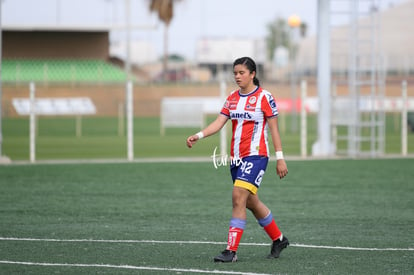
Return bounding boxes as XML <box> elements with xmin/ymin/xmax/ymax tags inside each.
<box><xmin>160</xmin><ymin>96</ymin><xmax>222</xmax><ymax>135</ymax></box>
<box><xmin>12</xmin><ymin>82</ymin><xmax>99</xmax><ymax>163</ymax></box>
<box><xmin>12</xmin><ymin>97</ymin><xmax>96</xmax><ymax>116</ymax></box>
<box><xmin>9</xmin><ymin>81</ymin><xmax>413</xmax><ymax>162</ymax></box>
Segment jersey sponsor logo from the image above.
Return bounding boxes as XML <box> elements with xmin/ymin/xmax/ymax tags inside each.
<box><xmin>224</xmin><ymin>100</ymin><xmax>238</xmax><ymax>110</ymax></box>
<box><xmin>224</xmin><ymin>100</ymin><xmax>230</xmax><ymax>108</ymax></box>
<box><xmin>254</xmin><ymin>170</ymin><xmax>265</xmax><ymax>186</ymax></box>
<box><xmin>230</xmin><ymin>112</ymin><xmax>253</xmax><ymax>119</ymax></box>
<box><xmin>268</xmin><ymin>96</ymin><xmax>278</xmax><ymax>115</ymax></box>
<box><xmin>269</xmin><ymin>97</ymin><xmax>277</xmax><ymax>109</ymax></box>
<box><xmin>244</xmin><ymin>104</ymin><xmax>256</xmax><ymax>111</ymax></box>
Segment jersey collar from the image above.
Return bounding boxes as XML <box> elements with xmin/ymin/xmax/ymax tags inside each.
<box><xmin>238</xmin><ymin>86</ymin><xmax>261</xmax><ymax>97</ymax></box>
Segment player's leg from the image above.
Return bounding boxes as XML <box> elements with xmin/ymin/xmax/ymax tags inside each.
<box><xmin>215</xmin><ymin>156</ymin><xmax>276</xmax><ymax>262</ymax></box>
<box><xmin>246</xmin><ymin>188</ymin><xmax>289</xmax><ymax>258</ymax></box>
<box><xmin>247</xmin><ymin>194</ymin><xmax>282</xmax><ymax>240</ymax></box>
<box><xmin>214</xmin><ymin>186</ymin><xmax>249</xmax><ymax>263</ymax></box>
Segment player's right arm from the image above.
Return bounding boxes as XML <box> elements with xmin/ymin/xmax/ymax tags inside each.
<box><xmin>186</xmin><ymin>114</ymin><xmax>228</xmax><ymax>148</ymax></box>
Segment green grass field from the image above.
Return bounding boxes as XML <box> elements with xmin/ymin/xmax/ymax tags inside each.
<box><xmin>2</xmin><ymin>114</ymin><xmax>413</xmax><ymax>161</ymax></box>
<box><xmin>0</xmin><ymin>159</ymin><xmax>413</xmax><ymax>274</ymax></box>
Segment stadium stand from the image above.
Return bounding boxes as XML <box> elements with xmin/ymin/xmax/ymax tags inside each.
<box><xmin>2</xmin><ymin>59</ymin><xmax>128</xmax><ymax>83</ymax></box>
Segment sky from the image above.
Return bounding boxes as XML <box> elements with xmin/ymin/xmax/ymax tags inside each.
<box><xmin>2</xmin><ymin>0</ymin><xmax>407</xmax><ymax>61</ymax></box>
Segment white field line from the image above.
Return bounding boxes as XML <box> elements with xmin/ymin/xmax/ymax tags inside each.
<box><xmin>0</xmin><ymin>237</ymin><xmax>413</xmax><ymax>251</ymax></box>
<box><xmin>0</xmin><ymin>260</ymin><xmax>273</xmax><ymax>275</ymax></box>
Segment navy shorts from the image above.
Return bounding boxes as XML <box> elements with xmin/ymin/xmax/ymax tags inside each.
<box><xmin>230</xmin><ymin>155</ymin><xmax>268</xmax><ymax>194</ymax></box>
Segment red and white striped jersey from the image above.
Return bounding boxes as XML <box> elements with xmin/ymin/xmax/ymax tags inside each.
<box><xmin>220</xmin><ymin>86</ymin><xmax>279</xmax><ymax>159</ymax></box>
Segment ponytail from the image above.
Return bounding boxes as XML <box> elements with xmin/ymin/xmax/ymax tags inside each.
<box><xmin>253</xmin><ymin>76</ymin><xmax>260</xmax><ymax>86</ymax></box>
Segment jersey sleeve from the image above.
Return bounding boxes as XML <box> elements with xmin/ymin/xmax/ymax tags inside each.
<box><xmin>220</xmin><ymin>92</ymin><xmax>235</xmax><ymax>117</ymax></box>
<box><xmin>261</xmin><ymin>90</ymin><xmax>279</xmax><ymax>118</ymax></box>
<box><xmin>220</xmin><ymin>100</ymin><xmax>230</xmax><ymax>117</ymax></box>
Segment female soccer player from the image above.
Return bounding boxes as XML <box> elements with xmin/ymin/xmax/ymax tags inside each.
<box><xmin>186</xmin><ymin>57</ymin><xmax>289</xmax><ymax>262</ymax></box>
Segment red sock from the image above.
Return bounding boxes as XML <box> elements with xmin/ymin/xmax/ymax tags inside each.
<box><xmin>226</xmin><ymin>227</ymin><xmax>244</xmax><ymax>251</ymax></box>
<box><xmin>264</xmin><ymin>219</ymin><xmax>282</xmax><ymax>241</ymax></box>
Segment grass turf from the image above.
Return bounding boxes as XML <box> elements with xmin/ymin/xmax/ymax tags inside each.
<box><xmin>0</xmin><ymin>159</ymin><xmax>413</xmax><ymax>274</ymax></box>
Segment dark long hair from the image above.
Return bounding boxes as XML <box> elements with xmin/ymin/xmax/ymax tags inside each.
<box><xmin>233</xmin><ymin>57</ymin><xmax>260</xmax><ymax>86</ymax></box>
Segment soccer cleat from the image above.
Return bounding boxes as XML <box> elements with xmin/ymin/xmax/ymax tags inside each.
<box><xmin>213</xmin><ymin>249</ymin><xmax>238</xmax><ymax>262</ymax></box>
<box><xmin>267</xmin><ymin>236</ymin><xmax>289</xmax><ymax>259</ymax></box>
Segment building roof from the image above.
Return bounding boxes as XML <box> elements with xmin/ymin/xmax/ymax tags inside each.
<box><xmin>2</xmin><ymin>24</ymin><xmax>156</xmax><ymax>32</ymax></box>
<box><xmin>3</xmin><ymin>24</ymin><xmax>112</xmax><ymax>32</ymax></box>
<box><xmin>195</xmin><ymin>37</ymin><xmax>266</xmax><ymax>64</ymax></box>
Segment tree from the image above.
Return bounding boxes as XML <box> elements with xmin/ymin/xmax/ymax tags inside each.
<box><xmin>266</xmin><ymin>17</ymin><xmax>308</xmax><ymax>64</ymax></box>
<box><xmin>265</xmin><ymin>18</ymin><xmax>291</xmax><ymax>62</ymax></box>
<box><xmin>149</xmin><ymin>0</ymin><xmax>176</xmax><ymax>77</ymax></box>
<box><xmin>150</xmin><ymin>0</ymin><xmax>173</xmax><ymax>24</ymax></box>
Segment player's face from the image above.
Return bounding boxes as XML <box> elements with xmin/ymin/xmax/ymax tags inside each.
<box><xmin>233</xmin><ymin>64</ymin><xmax>254</xmax><ymax>89</ymax></box>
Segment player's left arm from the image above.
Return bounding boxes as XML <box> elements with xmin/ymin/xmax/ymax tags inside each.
<box><xmin>267</xmin><ymin>116</ymin><xmax>288</xmax><ymax>179</ymax></box>
<box><xmin>261</xmin><ymin>91</ymin><xmax>288</xmax><ymax>179</ymax></box>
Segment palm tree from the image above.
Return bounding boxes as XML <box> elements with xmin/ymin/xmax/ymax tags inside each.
<box><xmin>149</xmin><ymin>0</ymin><xmax>175</xmax><ymax>78</ymax></box>
<box><xmin>266</xmin><ymin>18</ymin><xmax>291</xmax><ymax>62</ymax></box>
<box><xmin>266</xmin><ymin>17</ymin><xmax>308</xmax><ymax>63</ymax></box>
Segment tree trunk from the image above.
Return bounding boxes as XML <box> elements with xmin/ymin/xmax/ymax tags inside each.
<box><xmin>163</xmin><ymin>24</ymin><xmax>169</xmax><ymax>81</ymax></box>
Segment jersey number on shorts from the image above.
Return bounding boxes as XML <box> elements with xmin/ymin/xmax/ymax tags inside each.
<box><xmin>241</xmin><ymin>161</ymin><xmax>253</xmax><ymax>174</ymax></box>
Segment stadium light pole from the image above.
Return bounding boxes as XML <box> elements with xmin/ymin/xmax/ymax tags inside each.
<box><xmin>124</xmin><ymin>0</ymin><xmax>131</xmax><ymax>79</ymax></box>
<box><xmin>288</xmin><ymin>14</ymin><xmax>301</xmax><ymax>133</ymax></box>
<box><xmin>124</xmin><ymin>0</ymin><xmax>133</xmax><ymax>161</ymax></box>
<box><xmin>312</xmin><ymin>0</ymin><xmax>333</xmax><ymax>156</ymax></box>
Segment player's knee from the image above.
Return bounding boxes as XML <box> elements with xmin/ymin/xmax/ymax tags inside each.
<box><xmin>232</xmin><ymin>196</ymin><xmax>246</xmax><ymax>209</ymax></box>
<box><xmin>232</xmin><ymin>193</ymin><xmax>247</xmax><ymax>209</ymax></box>
<box><xmin>246</xmin><ymin>194</ymin><xmax>258</xmax><ymax>208</ymax></box>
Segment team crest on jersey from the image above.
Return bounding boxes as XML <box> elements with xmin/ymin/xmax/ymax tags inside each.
<box><xmin>248</xmin><ymin>96</ymin><xmax>257</xmax><ymax>104</ymax></box>
<box><xmin>245</xmin><ymin>96</ymin><xmax>257</xmax><ymax>111</ymax></box>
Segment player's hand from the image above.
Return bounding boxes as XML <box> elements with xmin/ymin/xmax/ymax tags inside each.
<box><xmin>186</xmin><ymin>135</ymin><xmax>199</xmax><ymax>148</ymax></box>
<box><xmin>276</xmin><ymin>159</ymin><xmax>288</xmax><ymax>179</ymax></box>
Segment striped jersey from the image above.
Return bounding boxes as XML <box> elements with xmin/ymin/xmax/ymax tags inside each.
<box><xmin>220</xmin><ymin>86</ymin><xmax>279</xmax><ymax>159</ymax></box>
